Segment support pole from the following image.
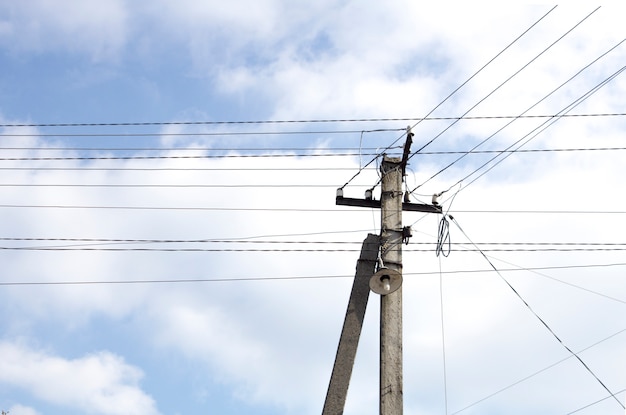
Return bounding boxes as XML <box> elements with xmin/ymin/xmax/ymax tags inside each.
<box><xmin>380</xmin><ymin>156</ymin><xmax>404</xmax><ymax>415</ymax></box>
<box><xmin>322</xmin><ymin>234</ymin><xmax>380</xmax><ymax>415</ymax></box>
<box><xmin>330</xmin><ymin>130</ymin><xmax>439</xmax><ymax>414</ymax></box>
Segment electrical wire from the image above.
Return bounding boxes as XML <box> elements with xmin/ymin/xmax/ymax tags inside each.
<box><xmin>0</xmin><ymin>146</ymin><xmax>382</xmax><ymax>151</ymax></box>
<box><xmin>407</xmin><ymin>6</ymin><xmax>599</xmax><ymax>160</ymax></box>
<box><xmin>4</xmin><ymin>238</ymin><xmax>626</xmax><ymax>246</ymax></box>
<box><xmin>1</xmin><ymin>147</ymin><xmax>623</xmax><ymax>170</ymax></box>
<box><xmin>451</xmin><ymin>328</ymin><xmax>626</xmax><ymax>414</ymax></box>
<box><xmin>0</xmin><ymin>167</ymin><xmax>364</xmax><ymax>172</ymax></box>
<box><xmin>364</xmin><ymin>7</ymin><xmax>596</xmax><ymax>195</ymax></box>
<box><xmin>2</xmin><ymin>145</ymin><xmax>624</xmax><ymax>154</ymax></box>
<box><xmin>0</xmin><ymin>119</ymin><xmax>436</xmax><ymax>128</ymax></box>
<box><xmin>1</xmin><ymin>204</ymin><xmax>626</xmax><ymax>214</ymax></box>
<box><xmin>3</xmin><ymin>246</ymin><xmax>626</xmax><ymax>253</ymax></box>
<box><xmin>337</xmin><ymin>7</ymin><xmax>557</xmax><ymax>191</ymax></box>
<box><xmin>447</xmin><ymin>64</ymin><xmax>626</xmax><ymax>194</ymax></box>
<box><xmin>476</xmin><ymin>250</ymin><xmax>626</xmax><ymax>306</ymax></box>
<box><xmin>448</xmin><ymin>210</ymin><xmax>626</xmax><ymax>215</ymax></box>
<box><xmin>436</xmin><ymin>215</ymin><xmax>451</xmax><ymax>257</ymax></box>
<box><xmin>2</xmin><ymin>262</ymin><xmax>626</xmax><ymax>286</ymax></box>
<box><xmin>401</xmin><ymin>5</ymin><xmax>558</xmax><ymax>153</ymax></box>
<box><xmin>565</xmin><ymin>388</ymin><xmax>626</xmax><ymax>414</ymax></box>
<box><xmin>0</xmin><ymin>128</ymin><xmax>404</xmax><ymax>137</ymax></box>
<box><xmin>0</xmin><ymin>152</ymin><xmax>378</xmax><ymax>161</ymax></box>
<box><xmin>3</xmin><ymin>110</ymin><xmax>624</xmax><ymax>130</ymax></box>
<box><xmin>449</xmin><ymin>216</ymin><xmax>625</xmax><ymax>411</ymax></box>
<box><xmin>411</xmin><ymin>37</ymin><xmax>626</xmax><ymax>192</ymax></box>
<box><xmin>438</xmin><ymin>252</ymin><xmax>450</xmax><ymax>415</ymax></box>
<box><xmin>0</xmin><ymin>204</ymin><xmax>366</xmax><ymax>212</ymax></box>
<box><xmin>0</xmin><ymin>247</ymin><xmax>367</xmax><ymax>252</ymax></box>
<box><xmin>0</xmin><ymin>183</ymin><xmax>370</xmax><ymax>188</ymax></box>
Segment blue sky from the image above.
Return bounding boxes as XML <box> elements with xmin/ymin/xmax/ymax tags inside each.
<box><xmin>1</xmin><ymin>2</ymin><xmax>626</xmax><ymax>415</ymax></box>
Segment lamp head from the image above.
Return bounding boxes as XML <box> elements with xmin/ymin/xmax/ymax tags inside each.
<box><xmin>369</xmin><ymin>268</ymin><xmax>402</xmax><ymax>295</ymax></box>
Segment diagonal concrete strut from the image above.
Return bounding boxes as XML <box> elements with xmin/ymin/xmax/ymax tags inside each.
<box><xmin>322</xmin><ymin>233</ymin><xmax>380</xmax><ymax>415</ymax></box>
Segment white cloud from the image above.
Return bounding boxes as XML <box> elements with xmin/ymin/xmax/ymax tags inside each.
<box><xmin>0</xmin><ymin>342</ymin><xmax>159</xmax><ymax>415</ymax></box>
<box><xmin>1</xmin><ymin>3</ymin><xmax>626</xmax><ymax>415</ymax></box>
<box><xmin>0</xmin><ymin>0</ymin><xmax>128</xmax><ymax>61</ymax></box>
<box><xmin>8</xmin><ymin>404</ymin><xmax>40</xmax><ymax>415</ymax></box>
<box><xmin>1</xmin><ymin>115</ymin><xmax>625</xmax><ymax>414</ymax></box>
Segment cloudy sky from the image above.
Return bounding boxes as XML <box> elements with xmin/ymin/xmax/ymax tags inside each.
<box><xmin>1</xmin><ymin>2</ymin><xmax>625</xmax><ymax>415</ymax></box>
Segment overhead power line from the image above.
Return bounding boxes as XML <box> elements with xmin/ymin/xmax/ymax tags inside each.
<box><xmin>565</xmin><ymin>388</ymin><xmax>626</xmax><ymax>414</ymax></box>
<box><xmin>0</xmin><ymin>167</ymin><xmax>362</xmax><ymax>172</ymax></box>
<box><xmin>0</xmin><ymin>146</ymin><xmax>624</xmax><ymax>166</ymax></box>
<box><xmin>0</xmin><ymin>145</ymin><xmax>625</xmax><ymax>154</ymax></box>
<box><xmin>339</xmin><ymin>7</ymin><xmax>558</xmax><ymax>190</ymax></box>
<box><xmin>452</xmin><ymin>330</ymin><xmax>626</xmax><ymax>414</ymax></box>
<box><xmin>0</xmin><ymin>153</ymin><xmax>375</xmax><ymax>161</ymax></box>
<box><xmin>1</xmin><ymin>261</ymin><xmax>626</xmax><ymax>287</ymax></box>
<box><xmin>0</xmin><ymin>183</ymin><xmax>368</xmax><ymax>188</ymax></box>
<box><xmin>1</xmin><ymin>205</ymin><xmax>625</xmax><ymax>214</ymax></box>
<box><xmin>3</xmin><ymin>238</ymin><xmax>626</xmax><ymax>255</ymax></box>
<box><xmin>2</xmin><ymin>112</ymin><xmax>624</xmax><ymax>130</ymax></box>
<box><xmin>449</xmin><ymin>215</ymin><xmax>625</xmax><ymax>411</ymax></box>
<box><xmin>0</xmin><ymin>128</ymin><xmax>403</xmax><ymax>137</ymax></box>
<box><xmin>2</xmin><ymin>246</ymin><xmax>626</xmax><ymax>253</ymax></box>
<box><xmin>0</xmin><ymin>113</ymin><xmax>623</xmax><ymax>135</ymax></box>
<box><xmin>408</xmin><ymin>6</ymin><xmax>600</xmax><ymax>159</ymax></box>
<box><xmin>411</xmin><ymin>36</ymin><xmax>626</xmax><ymax>192</ymax></box>
<box><xmin>0</xmin><ymin>204</ymin><xmax>362</xmax><ymax>212</ymax></box>
<box><xmin>3</xmin><ymin>238</ymin><xmax>624</xmax><ymax>245</ymax></box>
<box><xmin>1</xmin><ymin>145</ymin><xmax>624</xmax><ymax>156</ymax></box>
<box><xmin>449</xmin><ymin>64</ymin><xmax>626</xmax><ymax>194</ymax></box>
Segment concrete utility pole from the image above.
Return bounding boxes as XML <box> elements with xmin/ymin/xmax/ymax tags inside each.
<box><xmin>379</xmin><ymin>155</ymin><xmax>404</xmax><ymax>415</ymax></box>
<box><xmin>328</xmin><ymin>129</ymin><xmax>441</xmax><ymax>415</ymax></box>
<box><xmin>322</xmin><ymin>233</ymin><xmax>380</xmax><ymax>414</ymax></box>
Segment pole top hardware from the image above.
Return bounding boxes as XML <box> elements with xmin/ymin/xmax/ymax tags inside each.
<box><xmin>400</xmin><ymin>126</ymin><xmax>413</xmax><ymax>177</ymax></box>
<box><xmin>336</xmin><ymin>195</ymin><xmax>442</xmax><ymax>213</ymax></box>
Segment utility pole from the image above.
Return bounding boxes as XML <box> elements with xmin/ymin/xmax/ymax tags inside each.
<box><xmin>322</xmin><ymin>233</ymin><xmax>379</xmax><ymax>414</ymax></box>
<box><xmin>379</xmin><ymin>155</ymin><xmax>404</xmax><ymax>415</ymax></box>
<box><xmin>326</xmin><ymin>128</ymin><xmax>442</xmax><ymax>414</ymax></box>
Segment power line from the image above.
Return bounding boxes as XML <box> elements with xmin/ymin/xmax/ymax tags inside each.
<box><xmin>0</xmin><ymin>147</ymin><xmax>624</xmax><ymax>173</ymax></box>
<box><xmin>2</xmin><ymin>261</ymin><xmax>626</xmax><ymax>286</ymax></box>
<box><xmin>565</xmin><ymin>388</ymin><xmax>626</xmax><ymax>414</ymax></box>
<box><xmin>338</xmin><ymin>7</ymin><xmax>558</xmax><ymax>191</ymax></box>
<box><xmin>0</xmin><ymin>128</ymin><xmax>403</xmax><ymax>137</ymax></box>
<box><xmin>1</xmin><ymin>146</ymin><xmax>624</xmax><ymax>164</ymax></box>
<box><xmin>2</xmin><ymin>246</ymin><xmax>626</xmax><ymax>253</ymax></box>
<box><xmin>0</xmin><ymin>153</ymin><xmax>376</xmax><ymax>161</ymax></box>
<box><xmin>364</xmin><ymin>7</ymin><xmax>601</xmax><ymax>195</ymax></box>
<box><xmin>0</xmin><ymin>146</ymin><xmax>383</xmax><ymax>152</ymax></box>
<box><xmin>0</xmin><ymin>119</ymin><xmax>416</xmax><ymax>128</ymax></box>
<box><xmin>3</xmin><ymin>238</ymin><xmax>625</xmax><ymax>245</ymax></box>
<box><xmin>3</xmin><ymin>239</ymin><xmax>623</xmax><ymax>303</ymax></box>
<box><xmin>1</xmin><ymin>113</ymin><xmax>623</xmax><ymax>136</ymax></box>
<box><xmin>0</xmin><ymin>183</ymin><xmax>369</xmax><ymax>188</ymax></box>
<box><xmin>447</xmin><ymin>64</ymin><xmax>626</xmax><ymax>195</ymax></box>
<box><xmin>451</xmin><ymin>329</ymin><xmax>626</xmax><ymax>414</ymax></box>
<box><xmin>449</xmin><ymin>210</ymin><xmax>626</xmax><ymax>214</ymax></box>
<box><xmin>6</xmin><ymin>110</ymin><xmax>624</xmax><ymax>130</ymax></box>
<box><xmin>0</xmin><ymin>204</ymin><xmax>366</xmax><ymax>212</ymax></box>
<box><xmin>479</xmin><ymin>250</ymin><xmax>626</xmax><ymax>306</ymax></box>
<box><xmin>1</xmin><ymin>204</ymin><xmax>625</xmax><ymax>214</ymax></box>
<box><xmin>0</xmin><ymin>145</ymin><xmax>625</xmax><ymax>154</ymax></box>
<box><xmin>408</xmin><ymin>6</ymin><xmax>599</xmax><ymax>159</ymax></box>
<box><xmin>411</xmin><ymin>36</ymin><xmax>626</xmax><ymax>192</ymax></box>
<box><xmin>449</xmin><ymin>215</ymin><xmax>625</xmax><ymax>411</ymax></box>
<box><xmin>0</xmin><ymin>167</ymin><xmax>361</xmax><ymax>172</ymax></box>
